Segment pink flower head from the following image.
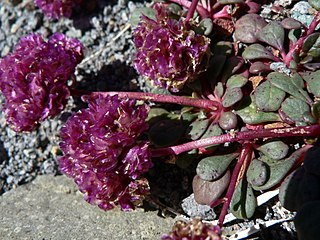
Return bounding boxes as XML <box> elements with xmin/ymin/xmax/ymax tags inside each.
<box><xmin>35</xmin><ymin>0</ymin><xmax>82</xmax><ymax>19</ymax></box>
<box><xmin>59</xmin><ymin>94</ymin><xmax>153</xmax><ymax>211</ymax></box>
<box><xmin>0</xmin><ymin>33</ymin><xmax>84</xmax><ymax>132</ymax></box>
<box><xmin>133</xmin><ymin>3</ymin><xmax>211</xmax><ymax>92</ymax></box>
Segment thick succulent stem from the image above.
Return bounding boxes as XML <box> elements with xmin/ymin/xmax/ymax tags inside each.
<box><xmin>152</xmin><ymin>125</ymin><xmax>320</xmax><ymax>156</ymax></box>
<box><xmin>88</xmin><ymin>91</ymin><xmax>220</xmax><ymax>110</ymax></box>
<box><xmin>284</xmin><ymin>11</ymin><xmax>320</xmax><ymax>67</ymax></box>
<box><xmin>186</xmin><ymin>0</ymin><xmax>201</xmax><ymax>22</ymax></box>
<box><xmin>217</xmin><ymin>144</ymin><xmax>252</xmax><ymax>227</ymax></box>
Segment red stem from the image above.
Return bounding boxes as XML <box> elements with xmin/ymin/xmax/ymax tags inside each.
<box><xmin>88</xmin><ymin>91</ymin><xmax>220</xmax><ymax>110</ymax></box>
<box><xmin>152</xmin><ymin>125</ymin><xmax>320</xmax><ymax>156</ymax></box>
<box><xmin>186</xmin><ymin>0</ymin><xmax>201</xmax><ymax>22</ymax></box>
<box><xmin>168</xmin><ymin>0</ymin><xmax>209</xmax><ymax>18</ymax></box>
<box><xmin>217</xmin><ymin>144</ymin><xmax>252</xmax><ymax>227</ymax></box>
<box><xmin>284</xmin><ymin>11</ymin><xmax>320</xmax><ymax>67</ymax></box>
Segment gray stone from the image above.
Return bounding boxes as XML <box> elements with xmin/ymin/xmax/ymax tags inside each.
<box><xmin>0</xmin><ymin>175</ymin><xmax>176</xmax><ymax>239</ymax></box>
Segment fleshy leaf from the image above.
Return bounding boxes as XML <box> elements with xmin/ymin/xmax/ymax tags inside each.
<box><xmin>302</xmin><ymin>33</ymin><xmax>320</xmax><ymax>53</ymax></box>
<box><xmin>246</xmin><ymin>159</ymin><xmax>269</xmax><ymax>187</ymax></box>
<box><xmin>303</xmin><ymin>70</ymin><xmax>320</xmax><ymax>97</ymax></box>
<box><xmin>220</xmin><ymin>56</ymin><xmax>245</xmax><ymax>83</ymax></box>
<box><xmin>236</xmin><ymin>96</ymin><xmax>280</xmax><ymax>124</ymax></box>
<box><xmin>281</xmin><ymin>97</ymin><xmax>311</xmax><ymax>123</ymax></box>
<box><xmin>146</xmin><ymin>108</ymin><xmax>169</xmax><ymax>122</ymax></box>
<box><xmin>214</xmin><ymin>82</ymin><xmax>224</xmax><ymax>98</ymax></box>
<box><xmin>257</xmin><ymin>21</ymin><xmax>285</xmax><ymax>51</ymax></box>
<box><xmin>281</xmin><ymin>18</ymin><xmax>303</xmax><ymax>29</ymax></box>
<box><xmin>148</xmin><ymin>119</ymin><xmax>186</xmax><ymax>146</ymax></box>
<box><xmin>200</xmin><ymin>123</ymin><xmax>223</xmax><ymax>150</ymax></box>
<box><xmin>130</xmin><ymin>7</ymin><xmax>157</xmax><ymax>27</ymax></box>
<box><xmin>222</xmin><ymin>87</ymin><xmax>243</xmax><ymax>108</ymax></box>
<box><xmin>249</xmin><ymin>61</ymin><xmax>270</xmax><ymax>74</ymax></box>
<box><xmin>197</xmin><ymin>18</ymin><xmax>214</xmax><ymax>36</ymax></box>
<box><xmin>196</xmin><ymin>152</ymin><xmax>239</xmax><ymax>181</ymax></box>
<box><xmin>218</xmin><ymin>111</ymin><xmax>238</xmax><ymax>130</ymax></box>
<box><xmin>226</xmin><ymin>75</ymin><xmax>248</xmax><ymax>88</ymax></box>
<box><xmin>242</xmin><ymin>43</ymin><xmax>278</xmax><ymax>61</ymax></box>
<box><xmin>230</xmin><ymin>179</ymin><xmax>257</xmax><ymax>219</ymax></box>
<box><xmin>308</xmin><ymin>0</ymin><xmax>320</xmax><ymax>10</ymax></box>
<box><xmin>253</xmin><ymin>149</ymin><xmax>304</xmax><ymax>191</ymax></box>
<box><xmin>193</xmin><ymin>171</ymin><xmax>230</xmax><ymax>205</ymax></box>
<box><xmin>268</xmin><ymin>72</ymin><xmax>311</xmax><ymax>103</ymax></box>
<box><xmin>187</xmin><ymin>118</ymin><xmax>211</xmax><ymax>140</ymax></box>
<box><xmin>254</xmin><ymin>80</ymin><xmax>286</xmax><ymax>112</ymax></box>
<box><xmin>257</xmin><ymin>140</ymin><xmax>289</xmax><ymax>160</ymax></box>
<box><xmin>234</xmin><ymin>14</ymin><xmax>267</xmax><ymax>43</ymax></box>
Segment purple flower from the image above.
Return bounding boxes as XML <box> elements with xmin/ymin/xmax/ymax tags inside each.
<box><xmin>35</xmin><ymin>0</ymin><xmax>82</xmax><ymax>19</ymax></box>
<box><xmin>0</xmin><ymin>33</ymin><xmax>84</xmax><ymax>132</ymax></box>
<box><xmin>59</xmin><ymin>94</ymin><xmax>153</xmax><ymax>211</ymax></box>
<box><xmin>133</xmin><ymin>3</ymin><xmax>211</xmax><ymax>92</ymax></box>
<box><xmin>162</xmin><ymin>218</ymin><xmax>222</xmax><ymax>240</ymax></box>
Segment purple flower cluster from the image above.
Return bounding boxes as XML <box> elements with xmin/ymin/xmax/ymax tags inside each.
<box><xmin>162</xmin><ymin>218</ymin><xmax>222</xmax><ymax>240</ymax></box>
<box><xmin>133</xmin><ymin>3</ymin><xmax>211</xmax><ymax>92</ymax></box>
<box><xmin>59</xmin><ymin>94</ymin><xmax>153</xmax><ymax>211</ymax></box>
<box><xmin>0</xmin><ymin>33</ymin><xmax>84</xmax><ymax>132</ymax></box>
<box><xmin>35</xmin><ymin>0</ymin><xmax>82</xmax><ymax>19</ymax></box>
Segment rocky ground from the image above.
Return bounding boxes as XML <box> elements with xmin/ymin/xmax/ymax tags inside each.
<box><xmin>0</xmin><ymin>0</ymin><xmax>312</xmax><ymax>239</ymax></box>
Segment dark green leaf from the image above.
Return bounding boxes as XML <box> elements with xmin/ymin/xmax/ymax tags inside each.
<box><xmin>312</xmin><ymin>101</ymin><xmax>320</xmax><ymax>119</ymax></box>
<box><xmin>222</xmin><ymin>87</ymin><xmax>243</xmax><ymax>108</ymax></box>
<box><xmin>213</xmin><ymin>41</ymin><xmax>233</xmax><ymax>56</ymax></box>
<box><xmin>214</xmin><ymin>82</ymin><xmax>224</xmax><ymax>99</ymax></box>
<box><xmin>254</xmin><ymin>80</ymin><xmax>286</xmax><ymax>112</ymax></box>
<box><xmin>281</xmin><ymin>97</ymin><xmax>311</xmax><ymax>123</ymax></box>
<box><xmin>257</xmin><ymin>21</ymin><xmax>285</xmax><ymax>51</ymax></box>
<box><xmin>242</xmin><ymin>43</ymin><xmax>278</xmax><ymax>61</ymax></box>
<box><xmin>246</xmin><ymin>159</ymin><xmax>269</xmax><ymax>187</ymax></box>
<box><xmin>288</xmin><ymin>29</ymin><xmax>301</xmax><ymax>45</ymax></box>
<box><xmin>257</xmin><ymin>140</ymin><xmax>289</xmax><ymax>160</ymax></box>
<box><xmin>236</xmin><ymin>96</ymin><xmax>280</xmax><ymax>124</ymax></box>
<box><xmin>196</xmin><ymin>152</ymin><xmax>239</xmax><ymax>181</ymax></box>
<box><xmin>268</xmin><ymin>72</ymin><xmax>311</xmax><ymax>103</ymax></box>
<box><xmin>226</xmin><ymin>75</ymin><xmax>248</xmax><ymax>88</ymax></box>
<box><xmin>197</xmin><ymin>18</ymin><xmax>214</xmax><ymax>36</ymax></box>
<box><xmin>220</xmin><ymin>56</ymin><xmax>245</xmax><ymax>83</ymax></box>
<box><xmin>187</xmin><ymin>118</ymin><xmax>211</xmax><ymax>140</ymax></box>
<box><xmin>230</xmin><ymin>179</ymin><xmax>257</xmax><ymax>219</ymax></box>
<box><xmin>302</xmin><ymin>33</ymin><xmax>320</xmax><ymax>53</ymax></box>
<box><xmin>303</xmin><ymin>146</ymin><xmax>320</xmax><ymax>176</ymax></box>
<box><xmin>253</xmin><ymin>149</ymin><xmax>304</xmax><ymax>191</ymax></box>
<box><xmin>218</xmin><ymin>111</ymin><xmax>238</xmax><ymax>130</ymax></box>
<box><xmin>308</xmin><ymin>0</ymin><xmax>320</xmax><ymax>10</ymax></box>
<box><xmin>235</xmin><ymin>14</ymin><xmax>267</xmax><ymax>43</ymax></box>
<box><xmin>303</xmin><ymin>70</ymin><xmax>320</xmax><ymax>97</ymax></box>
<box><xmin>193</xmin><ymin>172</ymin><xmax>230</xmax><ymax>205</ymax></box>
<box><xmin>281</xmin><ymin>18</ymin><xmax>303</xmax><ymax>29</ymax></box>
<box><xmin>130</xmin><ymin>7</ymin><xmax>157</xmax><ymax>27</ymax></box>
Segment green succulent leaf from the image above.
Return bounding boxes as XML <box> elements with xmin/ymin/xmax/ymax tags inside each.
<box><xmin>130</xmin><ymin>7</ymin><xmax>157</xmax><ymax>27</ymax></box>
<box><xmin>234</xmin><ymin>14</ymin><xmax>267</xmax><ymax>43</ymax></box>
<box><xmin>288</xmin><ymin>28</ymin><xmax>301</xmax><ymax>45</ymax></box>
<box><xmin>187</xmin><ymin>118</ymin><xmax>211</xmax><ymax>140</ymax></box>
<box><xmin>281</xmin><ymin>18</ymin><xmax>303</xmax><ymax>29</ymax></box>
<box><xmin>253</xmin><ymin>149</ymin><xmax>305</xmax><ymax>191</ymax></box>
<box><xmin>193</xmin><ymin>172</ymin><xmax>231</xmax><ymax>205</ymax></box>
<box><xmin>230</xmin><ymin>179</ymin><xmax>257</xmax><ymax>219</ymax></box>
<box><xmin>257</xmin><ymin>140</ymin><xmax>289</xmax><ymax>160</ymax></box>
<box><xmin>246</xmin><ymin>159</ymin><xmax>269</xmax><ymax>187</ymax></box>
<box><xmin>249</xmin><ymin>61</ymin><xmax>270</xmax><ymax>74</ymax></box>
<box><xmin>303</xmin><ymin>70</ymin><xmax>320</xmax><ymax>97</ymax></box>
<box><xmin>303</xmin><ymin>146</ymin><xmax>320</xmax><ymax>176</ymax></box>
<box><xmin>236</xmin><ymin>96</ymin><xmax>280</xmax><ymax>124</ymax></box>
<box><xmin>148</xmin><ymin>119</ymin><xmax>186</xmax><ymax>147</ymax></box>
<box><xmin>226</xmin><ymin>75</ymin><xmax>248</xmax><ymax>88</ymax></box>
<box><xmin>254</xmin><ymin>80</ymin><xmax>286</xmax><ymax>112</ymax></box>
<box><xmin>146</xmin><ymin>108</ymin><xmax>169</xmax><ymax>122</ymax></box>
<box><xmin>295</xmin><ymin>201</ymin><xmax>320</xmax><ymax>240</ymax></box>
<box><xmin>268</xmin><ymin>72</ymin><xmax>311</xmax><ymax>103</ymax></box>
<box><xmin>308</xmin><ymin>0</ymin><xmax>320</xmax><ymax>10</ymax></box>
<box><xmin>218</xmin><ymin>111</ymin><xmax>238</xmax><ymax>130</ymax></box>
<box><xmin>312</xmin><ymin>102</ymin><xmax>320</xmax><ymax>119</ymax></box>
<box><xmin>222</xmin><ymin>87</ymin><xmax>243</xmax><ymax>108</ymax></box>
<box><xmin>281</xmin><ymin>97</ymin><xmax>311</xmax><ymax>123</ymax></box>
<box><xmin>257</xmin><ymin>21</ymin><xmax>285</xmax><ymax>51</ymax></box>
<box><xmin>214</xmin><ymin>82</ymin><xmax>224</xmax><ymax>99</ymax></box>
<box><xmin>196</xmin><ymin>18</ymin><xmax>214</xmax><ymax>36</ymax></box>
<box><xmin>196</xmin><ymin>152</ymin><xmax>239</xmax><ymax>181</ymax></box>
<box><xmin>302</xmin><ymin>33</ymin><xmax>320</xmax><ymax>53</ymax></box>
<box><xmin>200</xmin><ymin>123</ymin><xmax>223</xmax><ymax>151</ymax></box>
<box><xmin>242</xmin><ymin>43</ymin><xmax>278</xmax><ymax>61</ymax></box>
